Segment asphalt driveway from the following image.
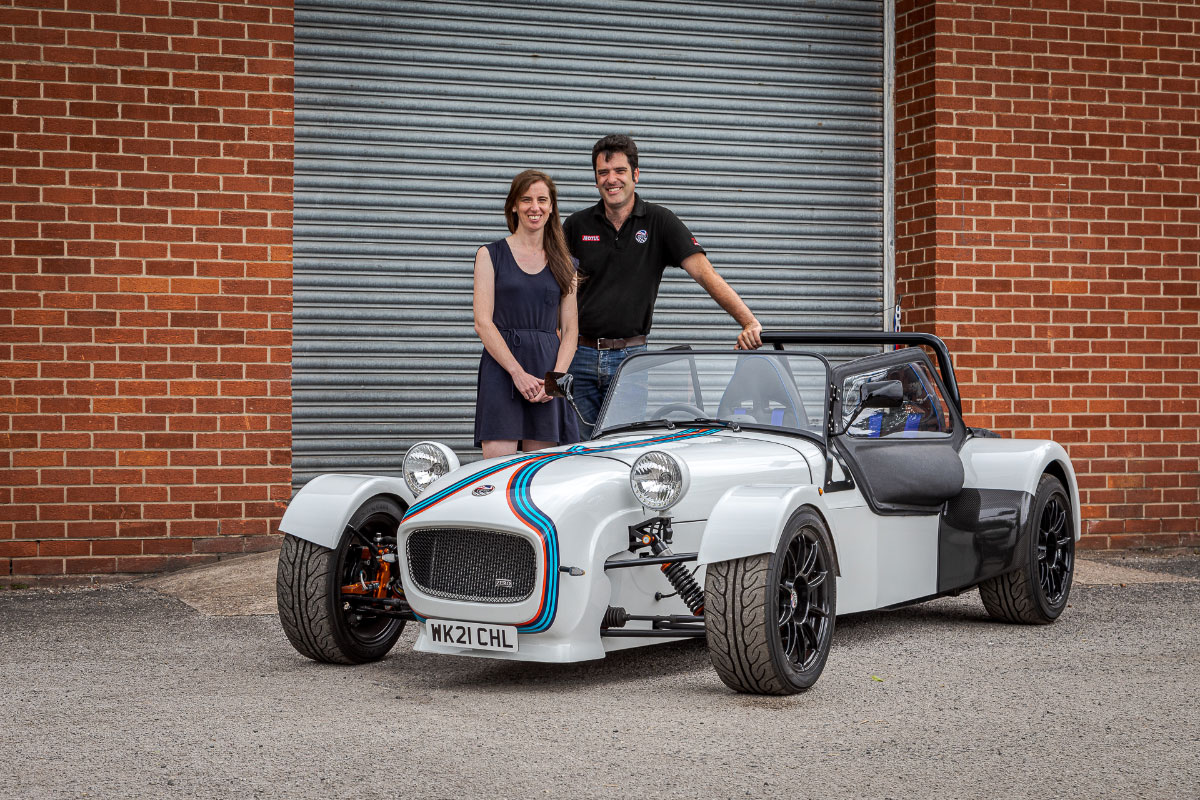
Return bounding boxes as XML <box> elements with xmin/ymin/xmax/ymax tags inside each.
<box><xmin>1</xmin><ymin>552</ymin><xmax>1197</xmax><ymax>799</ymax></box>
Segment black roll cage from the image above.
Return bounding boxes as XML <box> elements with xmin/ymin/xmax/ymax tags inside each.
<box><xmin>760</xmin><ymin>330</ymin><xmax>963</xmax><ymax>414</ymax></box>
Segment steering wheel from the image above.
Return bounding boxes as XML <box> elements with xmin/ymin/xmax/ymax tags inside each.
<box><xmin>651</xmin><ymin>402</ymin><xmax>707</xmax><ymax>419</ymax></box>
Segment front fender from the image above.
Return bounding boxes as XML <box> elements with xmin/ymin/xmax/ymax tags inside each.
<box><xmin>697</xmin><ymin>484</ymin><xmax>831</xmax><ymax>567</ymax></box>
<box><xmin>279</xmin><ymin>474</ymin><xmax>416</xmax><ymax>549</ymax></box>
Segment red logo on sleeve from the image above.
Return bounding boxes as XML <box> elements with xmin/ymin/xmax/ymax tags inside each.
<box><xmin>691</xmin><ymin>237</ymin><xmax>699</xmax><ymax>245</ymax></box>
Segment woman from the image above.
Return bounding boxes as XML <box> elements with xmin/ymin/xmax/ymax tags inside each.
<box><xmin>473</xmin><ymin>169</ymin><xmax>580</xmax><ymax>458</ymax></box>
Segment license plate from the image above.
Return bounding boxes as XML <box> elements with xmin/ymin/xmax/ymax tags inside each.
<box><xmin>425</xmin><ymin>619</ymin><xmax>518</xmax><ymax>652</ymax></box>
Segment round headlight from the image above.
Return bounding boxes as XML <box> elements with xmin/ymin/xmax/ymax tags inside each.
<box><xmin>403</xmin><ymin>442</ymin><xmax>457</xmax><ymax>496</ymax></box>
<box><xmin>629</xmin><ymin>451</ymin><xmax>690</xmax><ymax>511</ymax></box>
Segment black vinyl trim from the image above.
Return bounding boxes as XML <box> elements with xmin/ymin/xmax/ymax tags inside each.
<box><xmin>937</xmin><ymin>488</ymin><xmax>1033</xmax><ymax>593</ymax></box>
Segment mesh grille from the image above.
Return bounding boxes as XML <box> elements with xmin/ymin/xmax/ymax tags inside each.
<box><xmin>406</xmin><ymin>528</ymin><xmax>537</xmax><ymax>603</ymax></box>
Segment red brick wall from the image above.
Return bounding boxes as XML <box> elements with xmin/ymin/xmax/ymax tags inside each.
<box><xmin>1</xmin><ymin>0</ymin><xmax>294</xmax><ymax>581</ymax></box>
<box><xmin>896</xmin><ymin>0</ymin><xmax>1200</xmax><ymax>548</ymax></box>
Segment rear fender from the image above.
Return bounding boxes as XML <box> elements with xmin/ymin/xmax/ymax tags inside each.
<box><xmin>959</xmin><ymin>438</ymin><xmax>1082</xmax><ymax>541</ymax></box>
<box><xmin>279</xmin><ymin>474</ymin><xmax>415</xmax><ymax>549</ymax></box>
<box><xmin>697</xmin><ymin>485</ymin><xmax>834</xmax><ymax>569</ymax></box>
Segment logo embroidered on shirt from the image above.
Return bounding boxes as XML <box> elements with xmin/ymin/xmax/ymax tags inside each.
<box><xmin>635</xmin><ymin>229</ymin><xmax>648</xmax><ymax>244</ymax></box>
<box><xmin>691</xmin><ymin>237</ymin><xmax>699</xmax><ymax>245</ymax></box>
<box><xmin>581</xmin><ymin>235</ymin><xmax>600</xmax><ymax>242</ymax></box>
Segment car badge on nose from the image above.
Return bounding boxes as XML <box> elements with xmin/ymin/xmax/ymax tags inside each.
<box><xmin>472</xmin><ymin>484</ymin><xmax>495</xmax><ymax>497</ymax></box>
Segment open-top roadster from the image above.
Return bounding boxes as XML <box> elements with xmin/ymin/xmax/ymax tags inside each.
<box><xmin>276</xmin><ymin>332</ymin><xmax>1079</xmax><ymax>694</ymax></box>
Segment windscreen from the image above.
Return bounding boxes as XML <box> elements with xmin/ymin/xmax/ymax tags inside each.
<box><xmin>595</xmin><ymin>351</ymin><xmax>828</xmax><ymax>436</ymax></box>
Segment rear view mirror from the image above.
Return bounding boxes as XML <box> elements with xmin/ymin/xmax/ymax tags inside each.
<box><xmin>545</xmin><ymin>371</ymin><xmax>594</xmax><ymax>430</ymax></box>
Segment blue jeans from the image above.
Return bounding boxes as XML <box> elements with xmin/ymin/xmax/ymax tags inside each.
<box><xmin>569</xmin><ymin>344</ymin><xmax>647</xmax><ymax>438</ymax></box>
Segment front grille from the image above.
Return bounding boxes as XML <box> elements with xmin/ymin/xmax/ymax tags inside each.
<box><xmin>406</xmin><ymin>528</ymin><xmax>537</xmax><ymax>603</ymax></box>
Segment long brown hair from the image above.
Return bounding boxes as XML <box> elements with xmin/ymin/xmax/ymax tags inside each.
<box><xmin>505</xmin><ymin>169</ymin><xmax>575</xmax><ymax>297</ymax></box>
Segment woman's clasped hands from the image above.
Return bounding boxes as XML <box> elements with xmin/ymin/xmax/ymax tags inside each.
<box><xmin>511</xmin><ymin>369</ymin><xmax>550</xmax><ymax>403</ymax></box>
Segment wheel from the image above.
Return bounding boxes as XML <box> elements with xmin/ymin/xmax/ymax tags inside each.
<box><xmin>979</xmin><ymin>474</ymin><xmax>1074</xmax><ymax>624</ymax></box>
<box><xmin>276</xmin><ymin>495</ymin><xmax>407</xmax><ymax>663</ymax></box>
<box><xmin>704</xmin><ymin>508</ymin><xmax>836</xmax><ymax>694</ymax></box>
<box><xmin>651</xmin><ymin>402</ymin><xmax>707</xmax><ymax>419</ymax></box>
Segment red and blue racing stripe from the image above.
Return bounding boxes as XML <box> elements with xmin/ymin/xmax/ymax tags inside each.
<box><xmin>404</xmin><ymin>428</ymin><xmax>719</xmax><ymax>634</ymax></box>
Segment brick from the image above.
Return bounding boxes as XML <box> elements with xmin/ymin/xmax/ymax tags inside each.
<box><xmin>893</xmin><ymin>0</ymin><xmax>1200</xmax><ymax>546</ymax></box>
<box><xmin>11</xmin><ymin>559</ymin><xmax>66</xmax><ymax>577</ymax></box>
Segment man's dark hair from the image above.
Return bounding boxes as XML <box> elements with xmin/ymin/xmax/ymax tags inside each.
<box><xmin>591</xmin><ymin>134</ymin><xmax>638</xmax><ymax>172</ymax></box>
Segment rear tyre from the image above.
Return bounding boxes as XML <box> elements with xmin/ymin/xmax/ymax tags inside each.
<box><xmin>979</xmin><ymin>474</ymin><xmax>1074</xmax><ymax>624</ymax></box>
<box><xmin>277</xmin><ymin>495</ymin><xmax>407</xmax><ymax>663</ymax></box>
<box><xmin>705</xmin><ymin>508</ymin><xmax>836</xmax><ymax>695</ymax></box>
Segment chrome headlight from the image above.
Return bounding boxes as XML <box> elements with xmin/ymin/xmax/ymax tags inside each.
<box><xmin>403</xmin><ymin>442</ymin><xmax>458</xmax><ymax>496</ymax></box>
<box><xmin>629</xmin><ymin>451</ymin><xmax>690</xmax><ymax>511</ymax></box>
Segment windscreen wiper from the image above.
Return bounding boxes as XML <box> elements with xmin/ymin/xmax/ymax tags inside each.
<box><xmin>682</xmin><ymin>417</ymin><xmax>742</xmax><ymax>432</ymax></box>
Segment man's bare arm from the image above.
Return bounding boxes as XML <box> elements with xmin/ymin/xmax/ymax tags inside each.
<box><xmin>680</xmin><ymin>252</ymin><xmax>763</xmax><ymax>350</ymax></box>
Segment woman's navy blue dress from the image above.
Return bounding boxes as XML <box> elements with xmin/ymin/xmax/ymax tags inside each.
<box><xmin>474</xmin><ymin>239</ymin><xmax>580</xmax><ymax>447</ymax></box>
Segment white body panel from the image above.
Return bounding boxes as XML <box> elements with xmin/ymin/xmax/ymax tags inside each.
<box><xmin>278</xmin><ymin>473</ymin><xmax>416</xmax><ymax>549</ymax></box>
<box><xmin>822</xmin><ymin>497</ymin><xmax>939</xmax><ymax>612</ymax></box>
<box><xmin>696</xmin><ymin>484</ymin><xmax>825</xmax><ymax>566</ymax></box>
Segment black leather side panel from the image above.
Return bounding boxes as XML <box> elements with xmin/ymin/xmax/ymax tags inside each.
<box><xmin>937</xmin><ymin>488</ymin><xmax>1032</xmax><ymax>593</ymax></box>
<box><xmin>848</xmin><ymin>441</ymin><xmax>965</xmax><ymax>508</ymax></box>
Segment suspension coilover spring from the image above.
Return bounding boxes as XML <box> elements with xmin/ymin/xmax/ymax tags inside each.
<box><xmin>629</xmin><ymin>517</ymin><xmax>706</xmax><ymax>615</ymax></box>
<box><xmin>661</xmin><ymin>561</ymin><xmax>704</xmax><ymax>615</ymax></box>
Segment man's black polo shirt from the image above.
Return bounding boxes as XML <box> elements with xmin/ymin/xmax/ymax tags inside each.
<box><xmin>563</xmin><ymin>195</ymin><xmax>705</xmax><ymax>340</ymax></box>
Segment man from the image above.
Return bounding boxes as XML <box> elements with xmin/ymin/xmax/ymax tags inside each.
<box><xmin>564</xmin><ymin>134</ymin><xmax>762</xmax><ymax>433</ymax></box>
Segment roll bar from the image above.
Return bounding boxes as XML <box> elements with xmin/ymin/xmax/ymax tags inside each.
<box><xmin>759</xmin><ymin>330</ymin><xmax>963</xmax><ymax>413</ymax></box>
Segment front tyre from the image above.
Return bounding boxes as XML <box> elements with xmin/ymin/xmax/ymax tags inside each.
<box><xmin>705</xmin><ymin>508</ymin><xmax>836</xmax><ymax>695</ymax></box>
<box><xmin>277</xmin><ymin>495</ymin><xmax>407</xmax><ymax>663</ymax></box>
<box><xmin>979</xmin><ymin>474</ymin><xmax>1075</xmax><ymax>624</ymax></box>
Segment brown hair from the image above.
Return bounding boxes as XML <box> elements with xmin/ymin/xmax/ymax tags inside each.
<box><xmin>504</xmin><ymin>169</ymin><xmax>575</xmax><ymax>297</ymax></box>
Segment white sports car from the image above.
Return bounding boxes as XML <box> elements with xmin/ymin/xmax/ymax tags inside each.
<box><xmin>276</xmin><ymin>332</ymin><xmax>1079</xmax><ymax>695</ymax></box>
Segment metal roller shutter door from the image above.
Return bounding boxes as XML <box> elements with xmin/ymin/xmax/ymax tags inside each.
<box><xmin>294</xmin><ymin>0</ymin><xmax>889</xmax><ymax>484</ymax></box>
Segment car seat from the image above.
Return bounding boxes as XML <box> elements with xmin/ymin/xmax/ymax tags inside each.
<box><xmin>716</xmin><ymin>355</ymin><xmax>810</xmax><ymax>429</ymax></box>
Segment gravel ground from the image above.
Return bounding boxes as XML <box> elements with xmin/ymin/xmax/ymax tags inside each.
<box><xmin>1</xmin><ymin>557</ymin><xmax>1198</xmax><ymax>800</ymax></box>
<box><xmin>1081</xmin><ymin>548</ymin><xmax>1200</xmax><ymax>580</ymax></box>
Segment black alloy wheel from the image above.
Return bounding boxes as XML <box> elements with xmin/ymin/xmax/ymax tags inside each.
<box><xmin>979</xmin><ymin>474</ymin><xmax>1075</xmax><ymax>624</ymax></box>
<box><xmin>335</xmin><ymin>506</ymin><xmax>405</xmax><ymax>652</ymax></box>
<box><xmin>277</xmin><ymin>495</ymin><xmax>407</xmax><ymax>664</ymax></box>
<box><xmin>1037</xmin><ymin>490</ymin><xmax>1073</xmax><ymax>606</ymax></box>
<box><xmin>776</xmin><ymin>526</ymin><xmax>834</xmax><ymax>673</ymax></box>
<box><xmin>705</xmin><ymin>508</ymin><xmax>837</xmax><ymax>695</ymax></box>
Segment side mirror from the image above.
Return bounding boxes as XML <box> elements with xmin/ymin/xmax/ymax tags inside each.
<box><xmin>544</xmin><ymin>371</ymin><xmax>595</xmax><ymax>430</ymax></box>
<box><xmin>860</xmin><ymin>379</ymin><xmax>903</xmax><ymax>409</ymax></box>
<box><xmin>544</xmin><ymin>371</ymin><xmax>574</xmax><ymax>400</ymax></box>
<box><xmin>831</xmin><ymin>379</ymin><xmax>904</xmax><ymax>437</ymax></box>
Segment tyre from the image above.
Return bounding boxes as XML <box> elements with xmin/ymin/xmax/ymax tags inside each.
<box><xmin>704</xmin><ymin>508</ymin><xmax>837</xmax><ymax>695</ymax></box>
<box><xmin>277</xmin><ymin>495</ymin><xmax>407</xmax><ymax>663</ymax></box>
<box><xmin>979</xmin><ymin>474</ymin><xmax>1074</xmax><ymax>624</ymax></box>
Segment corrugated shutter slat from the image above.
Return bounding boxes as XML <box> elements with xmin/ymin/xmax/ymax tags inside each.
<box><xmin>294</xmin><ymin>0</ymin><xmax>885</xmax><ymax>484</ymax></box>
